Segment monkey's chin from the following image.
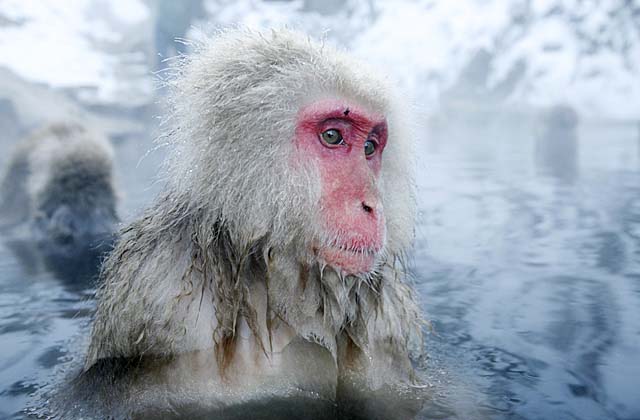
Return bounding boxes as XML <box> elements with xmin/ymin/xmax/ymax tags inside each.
<box><xmin>317</xmin><ymin>246</ymin><xmax>378</xmax><ymax>276</ymax></box>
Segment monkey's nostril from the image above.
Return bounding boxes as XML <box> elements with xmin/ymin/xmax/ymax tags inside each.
<box><xmin>362</xmin><ymin>202</ymin><xmax>373</xmax><ymax>214</ymax></box>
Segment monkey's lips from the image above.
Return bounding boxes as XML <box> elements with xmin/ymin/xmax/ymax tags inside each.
<box><xmin>317</xmin><ymin>241</ymin><xmax>380</xmax><ymax>275</ymax></box>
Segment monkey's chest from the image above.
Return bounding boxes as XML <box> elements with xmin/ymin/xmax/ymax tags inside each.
<box><xmin>124</xmin><ymin>337</ymin><xmax>340</xmax><ymax>418</ymax></box>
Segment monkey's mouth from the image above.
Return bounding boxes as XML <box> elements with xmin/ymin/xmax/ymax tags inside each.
<box><xmin>316</xmin><ymin>240</ymin><xmax>381</xmax><ymax>275</ymax></box>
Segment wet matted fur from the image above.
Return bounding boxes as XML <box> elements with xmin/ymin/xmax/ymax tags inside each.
<box><xmin>82</xmin><ymin>28</ymin><xmax>424</xmax><ymax>416</ymax></box>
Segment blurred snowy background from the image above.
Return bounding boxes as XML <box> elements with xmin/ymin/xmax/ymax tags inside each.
<box><xmin>1</xmin><ymin>0</ymin><xmax>638</xmax><ymax>133</ymax></box>
<box><xmin>1</xmin><ymin>1</ymin><xmax>640</xmax><ymax>419</ymax></box>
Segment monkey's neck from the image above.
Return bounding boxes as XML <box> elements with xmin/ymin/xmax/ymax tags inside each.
<box><xmin>187</xmin><ymin>220</ymin><xmax>380</xmax><ymax>363</ymax></box>
<box><xmin>179</xmin><ymin>221</ymin><xmax>419</xmax><ymax>391</ymax></box>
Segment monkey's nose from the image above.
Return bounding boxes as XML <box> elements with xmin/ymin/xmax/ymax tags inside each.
<box><xmin>361</xmin><ymin>202</ymin><xmax>373</xmax><ymax>214</ymax></box>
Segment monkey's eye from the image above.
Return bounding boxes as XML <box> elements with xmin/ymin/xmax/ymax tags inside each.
<box><xmin>364</xmin><ymin>140</ymin><xmax>376</xmax><ymax>156</ymax></box>
<box><xmin>320</xmin><ymin>129</ymin><xmax>344</xmax><ymax>146</ymax></box>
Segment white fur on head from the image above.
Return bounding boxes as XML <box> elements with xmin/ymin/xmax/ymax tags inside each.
<box><xmin>163</xmin><ymin>28</ymin><xmax>416</xmax><ymax>257</ymax></box>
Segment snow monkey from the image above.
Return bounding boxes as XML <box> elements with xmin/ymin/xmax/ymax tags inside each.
<box><xmin>0</xmin><ymin>122</ymin><xmax>118</xmax><ymax>280</ymax></box>
<box><xmin>77</xmin><ymin>28</ymin><xmax>424</xmax><ymax>419</ymax></box>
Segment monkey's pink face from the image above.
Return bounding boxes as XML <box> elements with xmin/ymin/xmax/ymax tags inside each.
<box><xmin>295</xmin><ymin>99</ymin><xmax>387</xmax><ymax>275</ymax></box>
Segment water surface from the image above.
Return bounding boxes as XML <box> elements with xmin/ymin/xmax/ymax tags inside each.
<box><xmin>0</xmin><ymin>119</ymin><xmax>639</xmax><ymax>419</ymax></box>
<box><xmin>414</xmin><ymin>119</ymin><xmax>640</xmax><ymax>419</ymax></box>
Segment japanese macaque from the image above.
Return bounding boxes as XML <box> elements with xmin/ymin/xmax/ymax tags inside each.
<box><xmin>0</xmin><ymin>123</ymin><xmax>118</xmax><ymax>281</ymax></box>
<box><xmin>76</xmin><ymin>29</ymin><xmax>423</xmax><ymax>418</ymax></box>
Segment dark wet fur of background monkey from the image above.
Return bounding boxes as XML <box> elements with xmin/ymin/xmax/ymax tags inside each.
<box><xmin>0</xmin><ymin>122</ymin><xmax>119</xmax><ymax>283</ymax></box>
